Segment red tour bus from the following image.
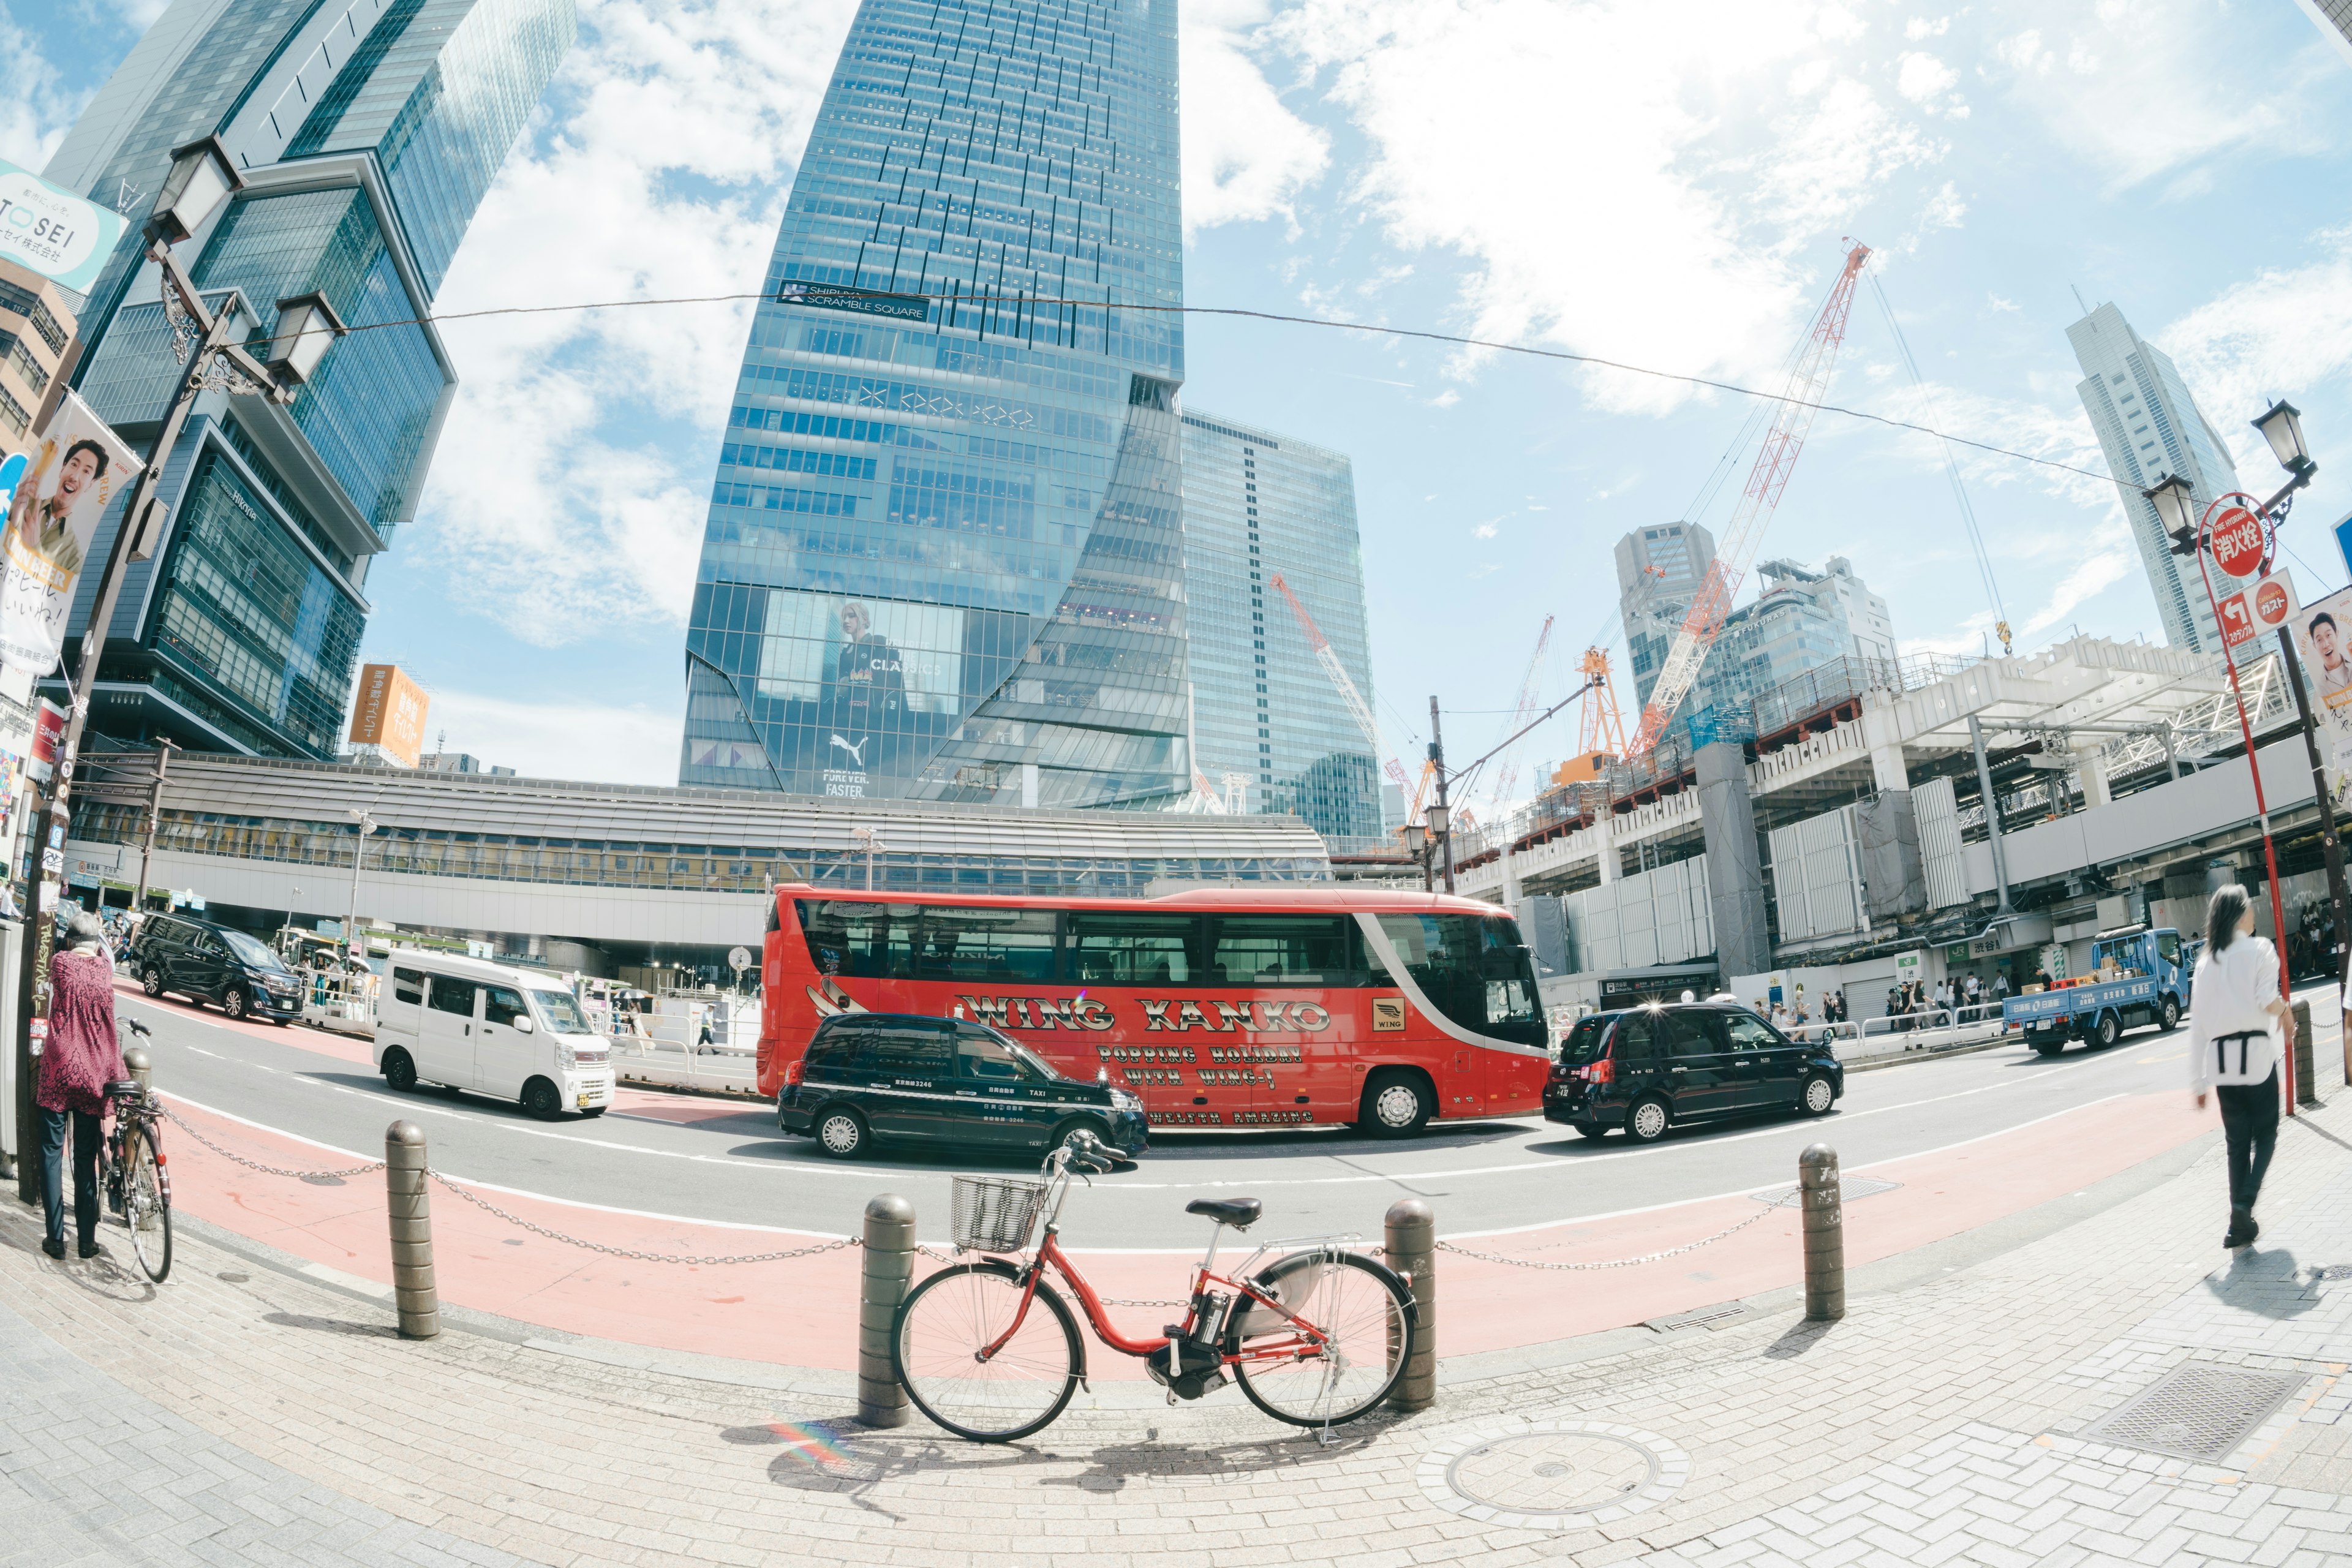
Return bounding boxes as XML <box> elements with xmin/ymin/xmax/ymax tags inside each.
<box><xmin>758</xmin><ymin>883</ymin><xmax>1549</xmax><ymax>1136</ymax></box>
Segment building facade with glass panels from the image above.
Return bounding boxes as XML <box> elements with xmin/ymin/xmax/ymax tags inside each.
<box><xmin>680</xmin><ymin>0</ymin><xmax>1191</xmax><ymax>812</ymax></box>
<box><xmin>1178</xmin><ymin>409</ymin><xmax>1382</xmax><ymax>843</ymax></box>
<box><xmin>43</xmin><ymin>0</ymin><xmax>574</xmax><ymax>758</ymax></box>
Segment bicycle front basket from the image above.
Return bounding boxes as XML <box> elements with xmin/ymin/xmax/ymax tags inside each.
<box><xmin>950</xmin><ymin>1175</ymin><xmax>1047</xmax><ymax>1254</ymax></box>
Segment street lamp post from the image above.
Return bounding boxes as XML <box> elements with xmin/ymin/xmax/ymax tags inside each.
<box><xmin>345</xmin><ymin>810</ymin><xmax>375</xmax><ymax>963</ymax></box>
<box><xmin>850</xmin><ymin>825</ymin><xmax>883</xmax><ymax>891</ymax></box>
<box><xmin>1401</xmin><ymin>821</ymin><xmax>1431</xmax><ymax>892</ymax></box>
<box><xmin>1427</xmin><ymin>698</ymin><xmax>1455</xmax><ymax>895</ymax></box>
<box><xmin>16</xmin><ymin>138</ymin><xmax>347</xmax><ymax>1202</ymax></box>
<box><xmin>2146</xmin><ymin>412</ymin><xmax>2322</xmax><ymax>1115</ymax></box>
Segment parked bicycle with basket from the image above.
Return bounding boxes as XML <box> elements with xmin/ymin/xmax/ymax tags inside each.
<box><xmin>102</xmin><ymin>1018</ymin><xmax>173</xmax><ymax>1283</ymax></box>
<box><xmin>891</xmin><ymin>1132</ymin><xmax>1417</xmax><ymax>1442</ymax></box>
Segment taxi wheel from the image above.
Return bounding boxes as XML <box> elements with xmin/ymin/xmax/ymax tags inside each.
<box><xmin>1052</xmin><ymin>1117</ymin><xmax>1112</xmax><ymax>1153</ymax></box>
<box><xmin>816</xmin><ymin>1106</ymin><xmax>868</xmax><ymax>1159</ymax></box>
<box><xmin>1800</xmin><ymin>1074</ymin><xmax>1836</xmax><ymax>1116</ymax></box>
<box><xmin>521</xmin><ymin>1077</ymin><xmax>565</xmax><ymax>1121</ymax></box>
<box><xmin>1625</xmin><ymin>1096</ymin><xmax>1671</xmax><ymax>1144</ymax></box>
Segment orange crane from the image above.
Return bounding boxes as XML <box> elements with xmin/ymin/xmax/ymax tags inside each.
<box><xmin>1630</xmin><ymin>239</ymin><xmax>1871</xmax><ymax>756</ymax></box>
<box><xmin>1485</xmin><ymin>616</ymin><xmax>1555</xmax><ymax>813</ymax></box>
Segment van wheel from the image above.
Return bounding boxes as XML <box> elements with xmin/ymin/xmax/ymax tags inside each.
<box><xmin>2093</xmin><ymin>1011</ymin><xmax>2122</xmax><ymax>1050</ymax></box>
<box><xmin>1626</xmin><ymin>1096</ymin><xmax>1671</xmax><ymax>1143</ymax></box>
<box><xmin>2160</xmin><ymin>995</ymin><xmax>2180</xmax><ymax>1031</ymax></box>
<box><xmin>382</xmin><ymin>1048</ymin><xmax>417</xmax><ymax>1092</ymax></box>
<box><xmin>815</xmin><ymin>1107</ymin><xmax>868</xmax><ymax>1159</ymax></box>
<box><xmin>1358</xmin><ymin>1070</ymin><xmax>1433</xmax><ymax>1137</ymax></box>
<box><xmin>521</xmin><ymin>1077</ymin><xmax>565</xmax><ymax>1121</ymax></box>
<box><xmin>141</xmin><ymin>967</ymin><xmax>164</xmax><ymax>998</ymax></box>
<box><xmin>222</xmin><ymin>986</ymin><xmax>249</xmax><ymax>1020</ymax></box>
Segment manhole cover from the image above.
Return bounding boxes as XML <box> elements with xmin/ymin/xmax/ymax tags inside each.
<box><xmin>1419</xmin><ymin>1419</ymin><xmax>1687</xmax><ymax>1529</ymax></box>
<box><xmin>1749</xmin><ymin>1175</ymin><xmax>1899</xmax><ymax>1208</ymax></box>
<box><xmin>2081</xmin><ymin>1362</ymin><xmax>2306</xmax><ymax>1463</ymax></box>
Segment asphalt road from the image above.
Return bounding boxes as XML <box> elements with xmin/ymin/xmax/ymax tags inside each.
<box><xmin>126</xmin><ymin>989</ymin><xmax>2339</xmax><ymax>1251</ymax></box>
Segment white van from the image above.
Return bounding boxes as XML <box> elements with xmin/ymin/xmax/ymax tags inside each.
<box><xmin>372</xmin><ymin>952</ymin><xmax>616</xmax><ymax>1120</ymax></box>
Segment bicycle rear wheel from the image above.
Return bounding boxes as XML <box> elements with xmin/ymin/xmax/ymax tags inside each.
<box><xmin>892</xmin><ymin>1261</ymin><xmax>1080</xmax><ymax>1442</ymax></box>
<box><xmin>123</xmin><ymin>1124</ymin><xmax>172</xmax><ymax>1283</ymax></box>
<box><xmin>1228</xmin><ymin>1250</ymin><xmax>1413</xmax><ymax>1427</ymax></box>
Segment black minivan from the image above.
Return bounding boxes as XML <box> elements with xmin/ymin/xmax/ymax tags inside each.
<box><xmin>778</xmin><ymin>1012</ymin><xmax>1152</xmax><ymax>1160</ymax></box>
<box><xmin>1544</xmin><ymin>1002</ymin><xmax>1843</xmax><ymax>1142</ymax></box>
<box><xmin>132</xmin><ymin>913</ymin><xmax>304</xmax><ymax>1023</ymax></box>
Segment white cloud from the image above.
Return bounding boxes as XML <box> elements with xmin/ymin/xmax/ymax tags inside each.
<box><xmin>422</xmin><ymin>687</ymin><xmax>684</xmax><ymax>785</ymax></box>
<box><xmin>2021</xmin><ymin>518</ymin><xmax>2135</xmax><ymax>636</ymax></box>
<box><xmin>1268</xmin><ymin>0</ymin><xmax>1950</xmax><ymax>414</ymax></box>
<box><xmin>2160</xmin><ymin>225</ymin><xmax>2352</xmax><ymax>477</ymax></box>
<box><xmin>1987</xmin><ymin>293</ymin><xmax>2018</xmax><ymax>312</ymax></box>
<box><xmin>1896</xmin><ymin>51</ymin><xmax>1956</xmax><ymax>104</ymax></box>
<box><xmin>1180</xmin><ymin>0</ymin><xmax>1330</xmax><ymax>234</ymax></box>
<box><xmin>412</xmin><ymin>0</ymin><xmax>859</xmax><ymax>647</ymax></box>
<box><xmin>1904</xmin><ymin>17</ymin><xmax>1950</xmax><ymax>41</ymax></box>
<box><xmin>0</xmin><ymin>10</ymin><xmax>91</xmax><ymax>169</ymax></box>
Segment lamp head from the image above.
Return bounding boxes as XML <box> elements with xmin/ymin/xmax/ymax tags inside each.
<box><xmin>2143</xmin><ymin>474</ymin><xmax>2199</xmax><ymax>557</ymax></box>
<box><xmin>265</xmin><ymin>292</ymin><xmax>346</xmax><ymax>389</ymax></box>
<box><xmin>1401</xmin><ymin>821</ymin><xmax>1427</xmax><ymax>854</ymax></box>
<box><xmin>148</xmin><ymin>137</ymin><xmax>241</xmax><ymax>246</ymax></box>
<box><xmin>2253</xmin><ymin>400</ymin><xmax>2312</xmax><ymax>476</ymax></box>
<box><xmin>1425</xmin><ymin>802</ymin><xmax>1450</xmax><ymax>839</ymax></box>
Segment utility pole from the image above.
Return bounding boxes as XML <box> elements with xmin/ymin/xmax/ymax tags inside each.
<box><xmin>1430</xmin><ymin>696</ymin><xmax>1455</xmax><ymax>895</ymax></box>
<box><xmin>131</xmin><ymin>739</ymin><xmax>175</xmax><ymax>916</ymax></box>
<box><xmin>345</xmin><ymin>808</ymin><xmax>376</xmax><ymax>963</ymax></box>
<box><xmin>2277</xmin><ymin>631</ymin><xmax>2352</xmax><ymax>991</ymax></box>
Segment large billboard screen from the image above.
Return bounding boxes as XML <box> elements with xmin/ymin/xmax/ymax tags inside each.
<box><xmin>348</xmin><ymin>663</ymin><xmax>429</xmax><ymax>767</ymax></box>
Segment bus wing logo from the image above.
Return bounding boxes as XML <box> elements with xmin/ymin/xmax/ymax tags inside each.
<box><xmin>1373</xmin><ymin>997</ymin><xmax>1405</xmax><ymax>1031</ymax></box>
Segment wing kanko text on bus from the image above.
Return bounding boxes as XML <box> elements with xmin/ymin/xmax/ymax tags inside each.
<box><xmin>956</xmin><ymin>995</ymin><xmax>1338</xmax><ymax>1033</ymax></box>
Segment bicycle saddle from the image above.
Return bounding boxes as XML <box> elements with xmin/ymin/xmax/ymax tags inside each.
<box><xmin>102</xmin><ymin>1080</ymin><xmax>142</xmax><ymax>1099</ymax></box>
<box><xmin>1185</xmin><ymin>1197</ymin><xmax>1262</xmax><ymax>1229</ymax></box>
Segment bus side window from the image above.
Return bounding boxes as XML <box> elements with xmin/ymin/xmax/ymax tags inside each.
<box><xmin>916</xmin><ymin>907</ymin><xmax>1058</xmax><ymax>982</ymax></box>
<box><xmin>796</xmin><ymin>900</ymin><xmax>913</xmax><ymax>978</ymax></box>
<box><xmin>1209</xmin><ymin>914</ymin><xmax>1363</xmax><ymax>986</ymax></box>
<box><xmin>1067</xmin><ymin>913</ymin><xmax>1202</xmax><ymax>986</ymax></box>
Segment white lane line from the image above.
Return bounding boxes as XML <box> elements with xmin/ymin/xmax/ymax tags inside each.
<box><xmin>157</xmin><ymin>1089</ymin><xmax>852</xmax><ymax>1240</ymax></box>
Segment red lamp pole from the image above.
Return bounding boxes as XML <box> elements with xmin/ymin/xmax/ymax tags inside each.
<box><xmin>2194</xmin><ymin>492</ymin><xmax>2295</xmax><ymax>1117</ymax></box>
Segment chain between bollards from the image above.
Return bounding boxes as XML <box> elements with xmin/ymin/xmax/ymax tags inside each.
<box><xmin>857</xmin><ymin>1194</ymin><xmax>914</xmax><ymax>1428</ymax></box>
<box><xmin>1798</xmin><ymin>1142</ymin><xmax>1845</xmax><ymax>1322</ymax></box>
<box><xmin>1384</xmin><ymin>1197</ymin><xmax>1434</xmax><ymax>1412</ymax></box>
<box><xmin>385</xmin><ymin>1121</ymin><xmax>439</xmax><ymax>1340</ymax></box>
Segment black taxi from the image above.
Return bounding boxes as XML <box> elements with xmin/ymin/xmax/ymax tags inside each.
<box><xmin>777</xmin><ymin>1012</ymin><xmax>1150</xmax><ymax>1160</ymax></box>
<box><xmin>1545</xmin><ymin>1001</ymin><xmax>1843</xmax><ymax>1142</ymax></box>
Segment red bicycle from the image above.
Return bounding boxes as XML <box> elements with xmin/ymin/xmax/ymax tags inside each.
<box><xmin>891</xmin><ymin>1134</ymin><xmax>1419</xmax><ymax>1442</ymax></box>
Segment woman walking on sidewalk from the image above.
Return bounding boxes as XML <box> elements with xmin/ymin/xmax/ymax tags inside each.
<box><xmin>35</xmin><ymin>909</ymin><xmax>126</xmax><ymax>1261</ymax></box>
<box><xmin>2189</xmin><ymin>884</ymin><xmax>2291</xmax><ymax>1249</ymax></box>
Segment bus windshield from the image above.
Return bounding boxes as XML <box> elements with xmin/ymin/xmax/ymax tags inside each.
<box><xmin>1373</xmin><ymin>913</ymin><xmax>1547</xmax><ymax>1048</ymax></box>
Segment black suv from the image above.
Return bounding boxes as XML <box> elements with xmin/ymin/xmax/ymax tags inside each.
<box><xmin>778</xmin><ymin>1012</ymin><xmax>1150</xmax><ymax>1161</ymax></box>
<box><xmin>1544</xmin><ymin>1002</ymin><xmax>1843</xmax><ymax>1142</ymax></box>
<box><xmin>132</xmin><ymin>913</ymin><xmax>304</xmax><ymax>1023</ymax></box>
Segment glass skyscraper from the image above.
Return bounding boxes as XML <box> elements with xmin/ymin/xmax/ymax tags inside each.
<box><xmin>679</xmin><ymin>0</ymin><xmax>1192</xmax><ymax>811</ymax></box>
<box><xmin>43</xmin><ymin>0</ymin><xmax>574</xmax><ymax>758</ymax></box>
<box><xmin>1616</xmin><ymin>521</ymin><xmax>1716</xmax><ymax>710</ymax></box>
<box><xmin>1178</xmin><ymin>409</ymin><xmax>1382</xmax><ymax>843</ymax></box>
<box><xmin>2068</xmin><ymin>301</ymin><xmax>2237</xmax><ymax>654</ymax></box>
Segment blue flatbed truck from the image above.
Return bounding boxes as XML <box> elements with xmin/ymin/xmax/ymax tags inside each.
<box><xmin>2000</xmin><ymin>925</ymin><xmax>2193</xmax><ymax>1056</ymax></box>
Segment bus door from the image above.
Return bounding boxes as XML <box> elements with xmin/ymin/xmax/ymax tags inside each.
<box><xmin>1208</xmin><ymin>911</ymin><xmax>1358</xmax><ymax>1125</ymax></box>
<box><xmin>1066</xmin><ymin>911</ymin><xmax>1232</xmax><ymax>1126</ymax></box>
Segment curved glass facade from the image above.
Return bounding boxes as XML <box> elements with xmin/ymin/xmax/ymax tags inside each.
<box><xmin>680</xmin><ymin>0</ymin><xmax>1192</xmax><ymax>810</ymax></box>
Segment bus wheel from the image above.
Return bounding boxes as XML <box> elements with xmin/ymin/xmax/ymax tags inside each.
<box><xmin>2160</xmin><ymin>995</ymin><xmax>2180</xmax><ymax>1031</ymax></box>
<box><xmin>1358</xmin><ymin>1071</ymin><xmax>1432</xmax><ymax>1137</ymax></box>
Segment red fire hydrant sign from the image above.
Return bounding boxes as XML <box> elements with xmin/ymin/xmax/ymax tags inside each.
<box><xmin>2218</xmin><ymin>567</ymin><xmax>2297</xmax><ymax>651</ymax></box>
<box><xmin>2211</xmin><ymin>504</ymin><xmax>2268</xmax><ymax>581</ymax></box>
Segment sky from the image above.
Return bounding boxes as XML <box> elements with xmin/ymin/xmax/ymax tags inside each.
<box><xmin>14</xmin><ymin>0</ymin><xmax>2352</xmax><ymax>804</ymax></box>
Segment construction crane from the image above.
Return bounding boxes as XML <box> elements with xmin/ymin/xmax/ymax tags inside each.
<box><xmin>1630</xmin><ymin>239</ymin><xmax>1872</xmax><ymax>756</ymax></box>
<box><xmin>1268</xmin><ymin>570</ymin><xmax>1419</xmax><ymax>804</ymax></box>
<box><xmin>1549</xmin><ymin>646</ymin><xmax>1628</xmax><ymax>785</ymax></box>
<box><xmin>1485</xmin><ymin>616</ymin><xmax>1555</xmax><ymax>813</ymax></box>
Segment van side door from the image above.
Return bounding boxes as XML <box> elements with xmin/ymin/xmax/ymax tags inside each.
<box><xmin>417</xmin><ymin>974</ymin><xmax>479</xmax><ymax>1087</ymax></box>
<box><xmin>478</xmin><ymin>984</ymin><xmax>536</xmax><ymax>1099</ymax></box>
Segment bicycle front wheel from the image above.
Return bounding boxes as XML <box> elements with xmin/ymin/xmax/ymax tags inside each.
<box><xmin>892</xmin><ymin>1261</ymin><xmax>1080</xmax><ymax>1442</ymax></box>
<box><xmin>123</xmin><ymin>1124</ymin><xmax>172</xmax><ymax>1284</ymax></box>
<box><xmin>1229</xmin><ymin>1250</ymin><xmax>1414</xmax><ymax>1427</ymax></box>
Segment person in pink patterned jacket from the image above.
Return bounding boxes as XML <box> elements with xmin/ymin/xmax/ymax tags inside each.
<box><xmin>37</xmin><ymin>909</ymin><xmax>124</xmax><ymax>1259</ymax></box>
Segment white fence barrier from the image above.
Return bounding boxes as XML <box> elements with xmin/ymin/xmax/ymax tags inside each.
<box><xmin>296</xmin><ymin>968</ymin><xmax>376</xmax><ymax>1038</ymax></box>
<box><xmin>1785</xmin><ymin>1002</ymin><xmax>2011</xmax><ymax>1062</ymax></box>
<box><xmin>609</xmin><ymin>996</ymin><xmax>763</xmax><ymax>1095</ymax></box>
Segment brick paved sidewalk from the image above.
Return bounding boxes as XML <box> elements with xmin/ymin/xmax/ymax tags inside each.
<box><xmin>1</xmin><ymin>1072</ymin><xmax>2350</xmax><ymax>1566</ymax></box>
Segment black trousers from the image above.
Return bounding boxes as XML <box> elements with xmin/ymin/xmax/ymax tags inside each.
<box><xmin>39</xmin><ymin>1107</ymin><xmax>102</xmax><ymax>1250</ymax></box>
<box><xmin>2217</xmin><ymin>1069</ymin><xmax>2280</xmax><ymax>1213</ymax></box>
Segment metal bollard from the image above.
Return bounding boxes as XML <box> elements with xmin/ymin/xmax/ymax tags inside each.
<box><xmin>856</xmin><ymin>1194</ymin><xmax>915</xmax><ymax>1428</ymax></box>
<box><xmin>1798</xmin><ymin>1143</ymin><xmax>1845</xmax><ymax>1322</ymax></box>
<box><xmin>123</xmin><ymin>1046</ymin><xmax>151</xmax><ymax>1096</ymax></box>
<box><xmin>384</xmin><ymin>1121</ymin><xmax>439</xmax><ymax>1340</ymax></box>
<box><xmin>2292</xmin><ymin>1000</ymin><xmax>2321</xmax><ymax>1107</ymax></box>
<box><xmin>1384</xmin><ymin>1197</ymin><xmax>1435</xmax><ymax>1412</ymax></box>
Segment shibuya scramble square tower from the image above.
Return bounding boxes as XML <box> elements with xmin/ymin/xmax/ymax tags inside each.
<box><xmin>679</xmin><ymin>0</ymin><xmax>1193</xmax><ymax>811</ymax></box>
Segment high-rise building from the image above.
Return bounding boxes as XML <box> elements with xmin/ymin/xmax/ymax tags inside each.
<box><xmin>44</xmin><ymin>0</ymin><xmax>575</xmax><ymax>758</ymax></box>
<box><xmin>0</xmin><ymin>262</ymin><xmax>78</xmax><ymax>444</ymax></box>
<box><xmin>1686</xmin><ymin>556</ymin><xmax>1896</xmax><ymax>720</ymax></box>
<box><xmin>2068</xmin><ymin>302</ymin><xmax>2237</xmax><ymax>654</ymax></box>
<box><xmin>678</xmin><ymin>0</ymin><xmax>1191</xmax><ymax>811</ymax></box>
<box><xmin>1616</xmin><ymin>521</ymin><xmax>1716</xmax><ymax>709</ymax></box>
<box><xmin>1179</xmin><ymin>409</ymin><xmax>1381</xmax><ymax>842</ymax></box>
<box><xmin>2291</xmin><ymin>0</ymin><xmax>2352</xmax><ymax>67</ymax></box>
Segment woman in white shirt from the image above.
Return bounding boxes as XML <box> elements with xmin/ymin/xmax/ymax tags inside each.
<box><xmin>2188</xmin><ymin>884</ymin><xmax>2291</xmax><ymax>1248</ymax></box>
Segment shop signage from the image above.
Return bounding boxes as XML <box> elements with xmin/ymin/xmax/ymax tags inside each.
<box><xmin>2218</xmin><ymin>568</ymin><xmax>2297</xmax><ymax>652</ymax></box>
<box><xmin>775</xmin><ymin>281</ymin><xmax>930</xmax><ymax>322</ymax></box>
<box><xmin>2209</xmin><ymin>501</ymin><xmax>2267</xmax><ymax>581</ymax></box>
<box><xmin>0</xmin><ymin>156</ymin><xmax>125</xmax><ymax>293</ymax></box>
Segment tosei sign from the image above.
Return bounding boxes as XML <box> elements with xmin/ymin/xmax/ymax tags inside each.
<box><xmin>0</xmin><ymin>156</ymin><xmax>125</xmax><ymax>293</ymax></box>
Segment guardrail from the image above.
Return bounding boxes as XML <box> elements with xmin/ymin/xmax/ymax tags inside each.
<box><xmin>1782</xmin><ymin>1001</ymin><xmax>2011</xmax><ymax>1059</ymax></box>
<box><xmin>609</xmin><ymin>1019</ymin><xmax>762</xmax><ymax>1095</ymax></box>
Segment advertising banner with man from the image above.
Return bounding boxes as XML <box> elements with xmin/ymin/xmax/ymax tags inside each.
<box><xmin>0</xmin><ymin>391</ymin><xmax>137</xmax><ymax>677</ymax></box>
<box><xmin>2293</xmin><ymin>584</ymin><xmax>2352</xmax><ymax>813</ymax></box>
